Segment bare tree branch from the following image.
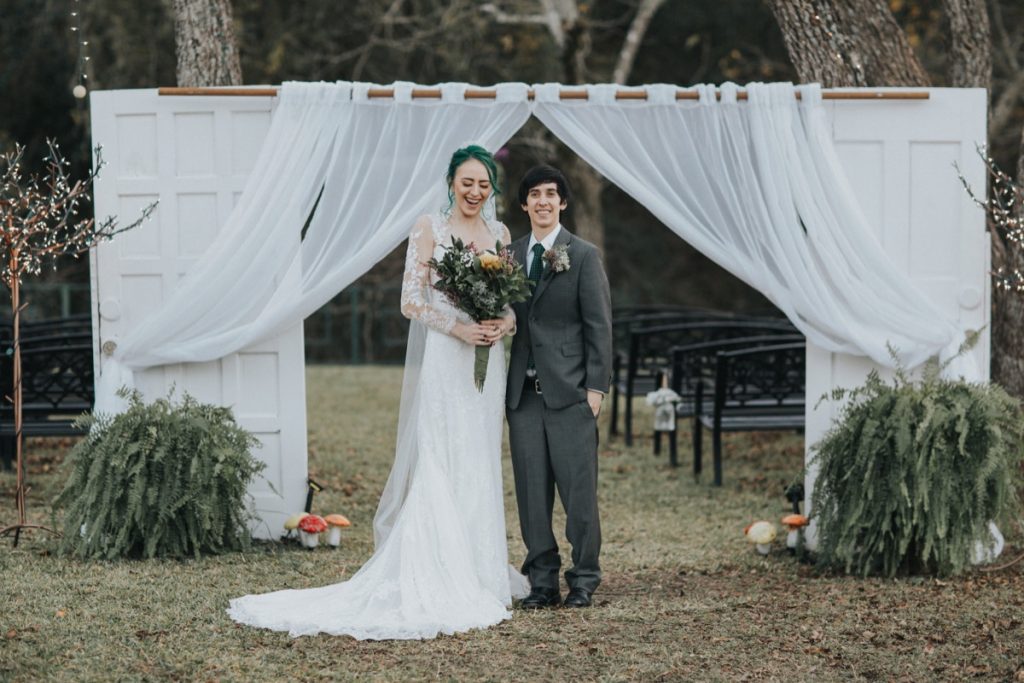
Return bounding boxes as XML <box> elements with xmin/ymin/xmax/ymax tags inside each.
<box><xmin>541</xmin><ymin>0</ymin><xmax>578</xmax><ymax>44</ymax></box>
<box><xmin>612</xmin><ymin>0</ymin><xmax>667</xmax><ymax>84</ymax></box>
<box><xmin>480</xmin><ymin>2</ymin><xmax>563</xmax><ymax>45</ymax></box>
<box><xmin>988</xmin><ymin>0</ymin><xmax>1021</xmax><ymax>73</ymax></box>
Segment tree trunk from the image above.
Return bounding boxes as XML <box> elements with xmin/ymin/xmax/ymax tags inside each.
<box><xmin>771</xmin><ymin>0</ymin><xmax>1023</xmax><ymax>397</ymax></box>
<box><xmin>944</xmin><ymin>0</ymin><xmax>1024</xmax><ymax>398</ymax></box>
<box><xmin>10</xmin><ymin>268</ymin><xmax>25</xmax><ymax>528</ymax></box>
<box><xmin>567</xmin><ymin>155</ymin><xmax>606</xmax><ymax>248</ymax></box>
<box><xmin>612</xmin><ymin>0</ymin><xmax>667</xmax><ymax>85</ymax></box>
<box><xmin>994</xmin><ymin>125</ymin><xmax>1024</xmax><ymax>398</ymax></box>
<box><xmin>991</xmin><ymin>257</ymin><xmax>1024</xmax><ymax>398</ymax></box>
<box><xmin>941</xmin><ymin>0</ymin><xmax>991</xmax><ymax>89</ymax></box>
<box><xmin>172</xmin><ymin>0</ymin><xmax>242</xmax><ymax>87</ymax></box>
<box><xmin>766</xmin><ymin>0</ymin><xmax>930</xmax><ymax>87</ymax></box>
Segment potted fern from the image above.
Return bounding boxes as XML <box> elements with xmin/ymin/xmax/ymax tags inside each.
<box><xmin>811</xmin><ymin>342</ymin><xmax>1024</xmax><ymax>577</ymax></box>
<box><xmin>53</xmin><ymin>389</ymin><xmax>264</xmax><ymax>559</ymax></box>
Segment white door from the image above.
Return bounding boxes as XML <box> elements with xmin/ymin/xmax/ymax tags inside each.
<box><xmin>89</xmin><ymin>89</ymin><xmax>308</xmax><ymax>538</ymax></box>
<box><xmin>805</xmin><ymin>88</ymin><xmax>990</xmax><ymax>526</ymax></box>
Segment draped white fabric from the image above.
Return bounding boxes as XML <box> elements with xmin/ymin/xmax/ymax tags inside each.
<box><xmin>95</xmin><ymin>81</ymin><xmax>533</xmax><ymax>413</ymax></box>
<box><xmin>96</xmin><ymin>78</ymin><xmax>979</xmax><ymax>417</ymax></box>
<box><xmin>531</xmin><ymin>82</ymin><xmax>974</xmax><ymax>377</ymax></box>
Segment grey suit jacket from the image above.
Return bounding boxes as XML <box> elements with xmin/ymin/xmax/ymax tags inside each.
<box><xmin>506</xmin><ymin>227</ymin><xmax>613</xmax><ymax>411</ymax></box>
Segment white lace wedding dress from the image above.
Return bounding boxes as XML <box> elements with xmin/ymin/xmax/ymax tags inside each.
<box><xmin>227</xmin><ymin>212</ymin><xmax>529</xmax><ymax>639</ymax></box>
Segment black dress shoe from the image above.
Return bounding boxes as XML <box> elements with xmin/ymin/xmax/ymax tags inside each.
<box><xmin>562</xmin><ymin>587</ymin><xmax>593</xmax><ymax>608</ymax></box>
<box><xmin>519</xmin><ymin>588</ymin><xmax>561</xmax><ymax>610</ymax></box>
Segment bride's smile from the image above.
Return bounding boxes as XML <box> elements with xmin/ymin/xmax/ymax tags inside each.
<box><xmin>453</xmin><ymin>158</ymin><xmax>493</xmax><ymax>219</ymax></box>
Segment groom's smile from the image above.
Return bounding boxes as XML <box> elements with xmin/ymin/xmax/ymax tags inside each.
<box><xmin>522</xmin><ymin>181</ymin><xmax>566</xmax><ymax>233</ymax></box>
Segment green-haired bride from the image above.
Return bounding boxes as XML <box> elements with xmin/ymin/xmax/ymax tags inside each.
<box><xmin>228</xmin><ymin>145</ymin><xmax>528</xmax><ymax>639</ymax></box>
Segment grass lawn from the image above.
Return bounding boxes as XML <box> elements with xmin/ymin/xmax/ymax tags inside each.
<box><xmin>2</xmin><ymin>365</ymin><xmax>1023</xmax><ymax>682</ymax></box>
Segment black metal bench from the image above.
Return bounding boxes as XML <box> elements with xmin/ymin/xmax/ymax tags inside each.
<box><xmin>608</xmin><ymin>308</ymin><xmax>734</xmax><ymax>437</ymax></box>
<box><xmin>661</xmin><ymin>333</ymin><xmax>804</xmax><ymax>468</ymax></box>
<box><xmin>0</xmin><ymin>317</ymin><xmax>94</xmax><ymax>469</ymax></box>
<box><xmin>612</xmin><ymin>318</ymin><xmax>798</xmax><ymax>446</ymax></box>
<box><xmin>696</xmin><ymin>342</ymin><xmax>806</xmax><ymax>486</ymax></box>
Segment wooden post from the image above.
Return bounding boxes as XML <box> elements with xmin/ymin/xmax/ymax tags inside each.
<box><xmin>10</xmin><ymin>252</ymin><xmax>25</xmax><ymax>540</ymax></box>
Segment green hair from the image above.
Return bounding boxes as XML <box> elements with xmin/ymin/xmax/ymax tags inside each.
<box><xmin>445</xmin><ymin>145</ymin><xmax>501</xmax><ymax>209</ymax></box>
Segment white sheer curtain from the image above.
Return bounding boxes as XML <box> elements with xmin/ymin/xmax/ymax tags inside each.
<box><xmin>97</xmin><ymin>78</ymin><xmax>979</xmax><ymax>413</ymax></box>
<box><xmin>532</xmin><ymin>82</ymin><xmax>975</xmax><ymax>377</ymax></box>
<box><xmin>95</xmin><ymin>81</ymin><xmax>533</xmax><ymax>413</ymax></box>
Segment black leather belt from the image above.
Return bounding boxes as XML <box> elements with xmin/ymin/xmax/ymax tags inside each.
<box><xmin>525</xmin><ymin>376</ymin><xmax>542</xmax><ymax>394</ymax></box>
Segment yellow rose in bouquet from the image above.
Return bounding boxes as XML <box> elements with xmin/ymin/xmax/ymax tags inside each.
<box><xmin>478</xmin><ymin>252</ymin><xmax>502</xmax><ymax>272</ymax></box>
<box><xmin>428</xmin><ymin>237</ymin><xmax>532</xmax><ymax>390</ymax></box>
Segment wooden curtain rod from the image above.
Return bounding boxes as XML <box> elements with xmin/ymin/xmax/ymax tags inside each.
<box><xmin>157</xmin><ymin>86</ymin><xmax>930</xmax><ymax>101</ymax></box>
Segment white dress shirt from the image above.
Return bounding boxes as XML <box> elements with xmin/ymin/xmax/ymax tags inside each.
<box><xmin>526</xmin><ymin>224</ymin><xmax>563</xmax><ymax>278</ymax></box>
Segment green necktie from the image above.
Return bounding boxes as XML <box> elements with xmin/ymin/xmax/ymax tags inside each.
<box><xmin>527</xmin><ymin>243</ymin><xmax>545</xmax><ymax>372</ymax></box>
<box><xmin>528</xmin><ymin>243</ymin><xmax>545</xmax><ymax>286</ymax></box>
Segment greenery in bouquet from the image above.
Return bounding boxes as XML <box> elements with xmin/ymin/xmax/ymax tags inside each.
<box><xmin>428</xmin><ymin>236</ymin><xmax>531</xmax><ymax>321</ymax></box>
<box><xmin>428</xmin><ymin>236</ymin><xmax>532</xmax><ymax>389</ymax></box>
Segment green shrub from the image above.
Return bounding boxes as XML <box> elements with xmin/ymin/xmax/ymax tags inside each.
<box><xmin>53</xmin><ymin>389</ymin><xmax>264</xmax><ymax>559</ymax></box>
<box><xmin>811</xmin><ymin>353</ymin><xmax>1024</xmax><ymax>577</ymax></box>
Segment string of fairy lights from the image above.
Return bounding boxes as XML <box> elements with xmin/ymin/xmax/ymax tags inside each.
<box><xmin>70</xmin><ymin>0</ymin><xmax>90</xmax><ymax>99</ymax></box>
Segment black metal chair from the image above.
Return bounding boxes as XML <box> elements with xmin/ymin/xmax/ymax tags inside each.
<box><xmin>0</xmin><ymin>318</ymin><xmax>94</xmax><ymax>469</ymax></box>
<box><xmin>610</xmin><ymin>308</ymin><xmax>734</xmax><ymax>438</ymax></box>
<box><xmin>612</xmin><ymin>319</ymin><xmax>798</xmax><ymax>446</ymax></box>
<box><xmin>697</xmin><ymin>342</ymin><xmax>806</xmax><ymax>486</ymax></box>
<box><xmin>662</xmin><ymin>333</ymin><xmax>804</xmax><ymax>468</ymax></box>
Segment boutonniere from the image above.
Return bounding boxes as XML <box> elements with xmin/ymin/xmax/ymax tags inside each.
<box><xmin>543</xmin><ymin>244</ymin><xmax>570</xmax><ymax>274</ymax></box>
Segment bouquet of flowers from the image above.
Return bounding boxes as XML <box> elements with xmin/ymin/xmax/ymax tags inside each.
<box><xmin>428</xmin><ymin>237</ymin><xmax>532</xmax><ymax>390</ymax></box>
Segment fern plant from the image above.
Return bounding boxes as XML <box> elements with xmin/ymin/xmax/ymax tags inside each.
<box><xmin>53</xmin><ymin>389</ymin><xmax>264</xmax><ymax>559</ymax></box>
<box><xmin>811</xmin><ymin>349</ymin><xmax>1024</xmax><ymax>577</ymax></box>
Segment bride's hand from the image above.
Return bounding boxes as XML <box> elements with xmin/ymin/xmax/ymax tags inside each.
<box><xmin>452</xmin><ymin>322</ymin><xmax>494</xmax><ymax>346</ymax></box>
<box><xmin>480</xmin><ymin>318</ymin><xmax>512</xmax><ymax>344</ymax></box>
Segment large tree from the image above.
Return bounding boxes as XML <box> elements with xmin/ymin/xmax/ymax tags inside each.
<box><xmin>172</xmin><ymin>0</ymin><xmax>242</xmax><ymax>87</ymax></box>
<box><xmin>766</xmin><ymin>0</ymin><xmax>930</xmax><ymax>86</ymax></box>
<box><xmin>768</xmin><ymin>0</ymin><xmax>1024</xmax><ymax>398</ymax></box>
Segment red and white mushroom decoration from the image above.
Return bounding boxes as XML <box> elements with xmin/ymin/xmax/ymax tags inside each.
<box><xmin>298</xmin><ymin>514</ymin><xmax>328</xmax><ymax>549</ymax></box>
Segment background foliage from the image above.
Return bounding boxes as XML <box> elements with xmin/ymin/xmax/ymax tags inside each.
<box><xmin>1</xmin><ymin>0</ymin><xmax>1021</xmax><ymax>361</ymax></box>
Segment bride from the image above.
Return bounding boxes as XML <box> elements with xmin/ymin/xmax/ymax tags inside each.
<box><xmin>227</xmin><ymin>145</ymin><xmax>529</xmax><ymax>639</ymax></box>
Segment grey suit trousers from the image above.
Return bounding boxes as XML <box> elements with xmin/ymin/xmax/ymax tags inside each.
<box><xmin>507</xmin><ymin>384</ymin><xmax>601</xmax><ymax>593</ymax></box>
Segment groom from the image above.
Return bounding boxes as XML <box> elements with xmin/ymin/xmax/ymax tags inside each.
<box><xmin>506</xmin><ymin>165</ymin><xmax>613</xmax><ymax>609</ymax></box>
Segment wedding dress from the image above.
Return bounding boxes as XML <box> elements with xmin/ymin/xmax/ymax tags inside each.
<box><xmin>227</xmin><ymin>212</ymin><xmax>529</xmax><ymax>639</ymax></box>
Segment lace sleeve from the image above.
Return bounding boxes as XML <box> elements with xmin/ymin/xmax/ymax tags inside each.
<box><xmin>400</xmin><ymin>215</ymin><xmax>457</xmax><ymax>334</ymax></box>
<box><xmin>499</xmin><ymin>223</ymin><xmax>517</xmax><ymax>336</ymax></box>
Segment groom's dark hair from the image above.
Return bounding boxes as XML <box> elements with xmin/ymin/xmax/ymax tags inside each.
<box><xmin>517</xmin><ymin>165</ymin><xmax>572</xmax><ymax>206</ymax></box>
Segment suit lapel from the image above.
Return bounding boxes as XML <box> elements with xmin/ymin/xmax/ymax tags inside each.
<box><xmin>531</xmin><ymin>228</ymin><xmax>572</xmax><ymax>306</ymax></box>
<box><xmin>513</xmin><ymin>236</ymin><xmax>529</xmax><ymax>273</ymax></box>
<box><xmin>511</xmin><ymin>237</ymin><xmax>530</xmax><ymax>312</ymax></box>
